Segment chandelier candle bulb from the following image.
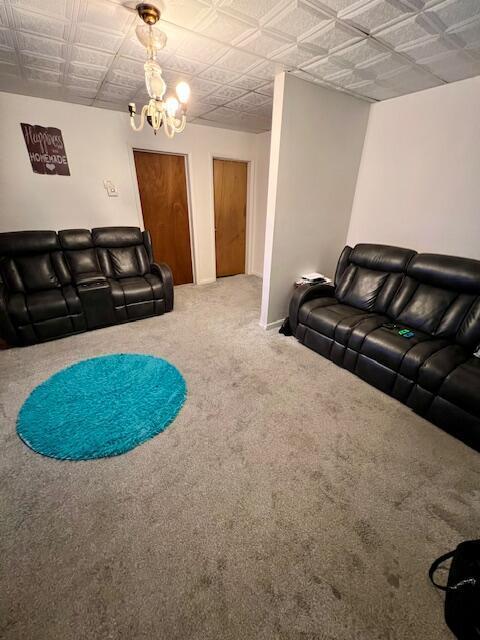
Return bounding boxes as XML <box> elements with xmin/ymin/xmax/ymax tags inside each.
<box><xmin>176</xmin><ymin>81</ymin><xmax>191</xmax><ymax>105</ymax></box>
<box><xmin>165</xmin><ymin>97</ymin><xmax>179</xmax><ymax>118</ymax></box>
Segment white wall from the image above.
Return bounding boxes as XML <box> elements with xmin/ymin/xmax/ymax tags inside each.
<box><xmin>347</xmin><ymin>75</ymin><xmax>480</xmax><ymax>260</ymax></box>
<box><xmin>251</xmin><ymin>131</ymin><xmax>271</xmax><ymax>277</ymax></box>
<box><xmin>261</xmin><ymin>73</ymin><xmax>370</xmax><ymax>327</ymax></box>
<box><xmin>0</xmin><ymin>91</ymin><xmax>270</xmax><ymax>285</ymax></box>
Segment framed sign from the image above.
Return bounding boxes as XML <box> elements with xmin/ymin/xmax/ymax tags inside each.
<box><xmin>20</xmin><ymin>123</ymin><xmax>70</xmax><ymax>176</ymax></box>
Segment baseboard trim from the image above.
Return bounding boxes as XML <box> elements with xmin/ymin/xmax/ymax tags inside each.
<box><xmin>259</xmin><ymin>319</ymin><xmax>284</xmax><ymax>331</ymax></box>
<box><xmin>249</xmin><ymin>271</ymin><xmax>263</xmax><ymax>279</ymax></box>
<box><xmin>196</xmin><ymin>277</ymin><xmax>216</xmax><ymax>285</ymax></box>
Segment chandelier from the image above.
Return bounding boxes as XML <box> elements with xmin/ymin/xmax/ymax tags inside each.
<box><xmin>128</xmin><ymin>3</ymin><xmax>190</xmax><ymax>137</ymax></box>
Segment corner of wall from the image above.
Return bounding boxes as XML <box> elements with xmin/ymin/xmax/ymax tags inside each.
<box><xmin>345</xmin><ymin>101</ymin><xmax>374</xmax><ymax>248</ymax></box>
<box><xmin>259</xmin><ymin>72</ymin><xmax>287</xmax><ymax>329</ymax></box>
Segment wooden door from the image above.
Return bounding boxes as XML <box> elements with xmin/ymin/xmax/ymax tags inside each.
<box><xmin>213</xmin><ymin>159</ymin><xmax>248</xmax><ymax>277</ymax></box>
<box><xmin>133</xmin><ymin>150</ymin><xmax>193</xmax><ymax>285</ymax></box>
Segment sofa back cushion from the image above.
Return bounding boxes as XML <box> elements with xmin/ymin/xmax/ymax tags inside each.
<box><xmin>335</xmin><ymin>244</ymin><xmax>416</xmax><ymax>314</ymax></box>
<box><xmin>0</xmin><ymin>231</ymin><xmax>70</xmax><ymax>292</ymax></box>
<box><xmin>92</xmin><ymin>227</ymin><xmax>150</xmax><ymax>279</ymax></box>
<box><xmin>389</xmin><ymin>254</ymin><xmax>480</xmax><ymax>348</ymax></box>
<box><xmin>14</xmin><ymin>254</ymin><xmax>60</xmax><ymax>291</ymax></box>
<box><xmin>59</xmin><ymin>229</ymin><xmax>101</xmax><ymax>278</ymax></box>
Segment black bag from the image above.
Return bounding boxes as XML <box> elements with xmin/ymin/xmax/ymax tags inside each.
<box><xmin>279</xmin><ymin>317</ymin><xmax>292</xmax><ymax>336</ymax></box>
<box><xmin>429</xmin><ymin>540</ymin><xmax>480</xmax><ymax>639</ymax></box>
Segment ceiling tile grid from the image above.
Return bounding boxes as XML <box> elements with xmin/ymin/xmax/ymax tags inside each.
<box><xmin>0</xmin><ymin>0</ymin><xmax>479</xmax><ymax>133</ymax></box>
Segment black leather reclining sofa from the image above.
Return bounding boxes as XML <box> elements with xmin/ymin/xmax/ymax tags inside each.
<box><xmin>289</xmin><ymin>244</ymin><xmax>480</xmax><ymax>451</ymax></box>
<box><xmin>0</xmin><ymin>227</ymin><xmax>173</xmax><ymax>346</ymax></box>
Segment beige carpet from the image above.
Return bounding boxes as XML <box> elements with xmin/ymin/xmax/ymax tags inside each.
<box><xmin>0</xmin><ymin>275</ymin><xmax>478</xmax><ymax>640</ymax></box>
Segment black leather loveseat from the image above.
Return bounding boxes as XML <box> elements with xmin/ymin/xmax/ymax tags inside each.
<box><xmin>289</xmin><ymin>244</ymin><xmax>480</xmax><ymax>451</ymax></box>
<box><xmin>0</xmin><ymin>227</ymin><xmax>173</xmax><ymax>346</ymax></box>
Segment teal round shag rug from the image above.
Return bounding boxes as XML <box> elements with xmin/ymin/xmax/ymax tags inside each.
<box><xmin>17</xmin><ymin>354</ymin><xmax>187</xmax><ymax>460</ymax></box>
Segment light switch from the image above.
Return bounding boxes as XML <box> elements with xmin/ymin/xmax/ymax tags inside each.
<box><xmin>103</xmin><ymin>180</ymin><xmax>119</xmax><ymax>197</ymax></box>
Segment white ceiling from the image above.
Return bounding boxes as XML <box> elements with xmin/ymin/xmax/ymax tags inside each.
<box><xmin>0</xmin><ymin>0</ymin><xmax>480</xmax><ymax>134</ymax></box>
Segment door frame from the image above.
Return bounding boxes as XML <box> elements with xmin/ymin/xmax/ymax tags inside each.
<box><xmin>128</xmin><ymin>146</ymin><xmax>197</xmax><ymax>285</ymax></box>
<box><xmin>210</xmin><ymin>153</ymin><xmax>255</xmax><ymax>277</ymax></box>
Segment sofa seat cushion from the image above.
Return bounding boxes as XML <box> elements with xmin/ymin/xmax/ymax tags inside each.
<box><xmin>299</xmin><ymin>298</ymin><xmax>365</xmax><ymax>338</ymax></box>
<box><xmin>397</xmin><ymin>338</ymin><xmax>451</xmax><ymax>380</ymax></box>
<box><xmin>298</xmin><ymin>297</ymin><xmax>337</xmax><ymax>322</ymax></box>
<box><xmin>300</xmin><ymin>300</ymin><xmax>371</xmax><ymax>339</ymax></box>
<box><xmin>109</xmin><ymin>275</ymin><xmax>164</xmax><ymax>306</ymax></box>
<box><xmin>9</xmin><ymin>289</ymin><xmax>75</xmax><ymax>324</ymax></box>
<box><xmin>437</xmin><ymin>357</ymin><xmax>480</xmax><ymax>418</ymax></box>
<box><xmin>417</xmin><ymin>344</ymin><xmax>471</xmax><ymax>394</ymax></box>
<box><xmin>358</xmin><ymin>326</ymin><xmax>446</xmax><ymax>373</ymax></box>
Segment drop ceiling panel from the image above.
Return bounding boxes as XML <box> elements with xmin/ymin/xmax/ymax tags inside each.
<box><xmin>188</xmin><ymin>76</ymin><xmax>222</xmax><ymax>96</ymax></box>
<box><xmin>228</xmin><ymin>75</ymin><xmax>264</xmax><ymax>90</ymax></box>
<box><xmin>332</xmin><ymin>38</ymin><xmax>390</xmax><ymax>67</ymax></box>
<box><xmin>249</xmin><ymin>59</ymin><xmax>287</xmax><ymax>79</ymax></box>
<box><xmin>174</xmin><ymin>33</ymin><xmax>227</xmax><ymax>63</ymax></box>
<box><xmin>0</xmin><ymin>0</ymin><xmax>479</xmax><ymax>133</ymax></box>
<box><xmin>214</xmin><ymin>47</ymin><xmax>262</xmax><ymax>72</ymax></box>
<box><xmin>74</xmin><ymin>26</ymin><xmax>124</xmax><ymax>52</ymax></box>
<box><xmin>0</xmin><ymin>26</ymin><xmax>14</xmax><ymax>48</ymax></box>
<box><xmin>11</xmin><ymin>7</ymin><xmax>69</xmax><ymax>39</ymax></box>
<box><xmin>272</xmin><ymin>44</ymin><xmax>320</xmax><ymax>67</ymax></box>
<box><xmin>426</xmin><ymin>0</ymin><xmax>480</xmax><ymax>31</ymax></box>
<box><xmin>237</xmin><ymin>30</ymin><xmax>290</xmax><ymax>58</ymax></box>
<box><xmin>202</xmin><ymin>83</ymin><xmax>247</xmax><ymax>104</ymax></box>
<box><xmin>71</xmin><ymin>45</ymin><xmax>113</xmax><ymax>67</ymax></box>
<box><xmin>361</xmin><ymin>52</ymin><xmax>408</xmax><ymax>76</ymax></box>
<box><xmin>318</xmin><ymin>0</ymin><xmax>365</xmax><ymax>13</ymax></box>
<box><xmin>197</xmin><ymin>11</ymin><xmax>255</xmax><ymax>45</ymax></box>
<box><xmin>0</xmin><ymin>6</ymin><xmax>9</xmax><ymax>27</ymax></box>
<box><xmin>343</xmin><ymin>0</ymin><xmax>418</xmax><ymax>35</ymax></box>
<box><xmin>1</xmin><ymin>48</ymin><xmax>17</xmax><ymax>64</ymax></box>
<box><xmin>66</xmin><ymin>76</ymin><xmax>100</xmax><ymax>94</ymax></box>
<box><xmin>161</xmin><ymin>0</ymin><xmax>211</xmax><ymax>29</ymax></box>
<box><xmin>303</xmin><ymin>55</ymin><xmax>349</xmax><ymax>78</ymax></box>
<box><xmin>421</xmin><ymin>49</ymin><xmax>480</xmax><ymax>81</ymax></box>
<box><xmin>256</xmin><ymin>81</ymin><xmax>274</xmax><ymax>95</ymax></box>
<box><xmin>8</xmin><ymin>0</ymin><xmax>73</xmax><ymax>18</ymax></box>
<box><xmin>24</xmin><ymin>66</ymin><xmax>61</xmax><ymax>83</ymax></box>
<box><xmin>68</xmin><ymin>60</ymin><xmax>104</xmax><ymax>78</ymax></box>
<box><xmin>164</xmin><ymin>54</ymin><xmax>208</xmax><ymax>76</ymax></box>
<box><xmin>79</xmin><ymin>1</ymin><xmax>133</xmax><ymax>34</ymax></box>
<box><xmin>264</xmin><ymin>1</ymin><xmax>331</xmax><ymax>40</ymax></box>
<box><xmin>401</xmin><ymin>35</ymin><xmax>456</xmax><ymax>62</ymax></box>
<box><xmin>218</xmin><ymin>0</ymin><xmax>284</xmax><ymax>24</ymax></box>
<box><xmin>111</xmin><ymin>56</ymin><xmax>144</xmax><ymax>77</ymax></box>
<box><xmin>330</xmin><ymin>68</ymin><xmax>371</xmax><ymax>86</ymax></box>
<box><xmin>225</xmin><ymin>90</ymin><xmax>271</xmax><ymax>110</ymax></box>
<box><xmin>15</xmin><ymin>31</ymin><xmax>66</xmax><ymax>58</ymax></box>
<box><xmin>347</xmin><ymin>78</ymin><xmax>400</xmax><ymax>99</ymax></box>
<box><xmin>301</xmin><ymin>21</ymin><xmax>362</xmax><ymax>53</ymax></box>
<box><xmin>377</xmin><ymin>16</ymin><xmax>439</xmax><ymax>49</ymax></box>
<box><xmin>450</xmin><ymin>18</ymin><xmax>480</xmax><ymax>48</ymax></box>
<box><xmin>382</xmin><ymin>65</ymin><xmax>443</xmax><ymax>93</ymax></box>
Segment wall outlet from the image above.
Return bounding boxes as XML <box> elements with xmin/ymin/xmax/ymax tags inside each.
<box><xmin>103</xmin><ymin>179</ymin><xmax>119</xmax><ymax>197</ymax></box>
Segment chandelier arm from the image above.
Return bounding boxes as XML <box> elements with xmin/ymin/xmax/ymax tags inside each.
<box><xmin>130</xmin><ymin>104</ymin><xmax>149</xmax><ymax>132</ymax></box>
<box><xmin>175</xmin><ymin>114</ymin><xmax>187</xmax><ymax>134</ymax></box>
<box><xmin>152</xmin><ymin>105</ymin><xmax>162</xmax><ymax>130</ymax></box>
<box><xmin>163</xmin><ymin>117</ymin><xmax>176</xmax><ymax>139</ymax></box>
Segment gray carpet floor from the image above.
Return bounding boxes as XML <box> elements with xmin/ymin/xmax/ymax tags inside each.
<box><xmin>1</xmin><ymin>275</ymin><xmax>478</xmax><ymax>640</ymax></box>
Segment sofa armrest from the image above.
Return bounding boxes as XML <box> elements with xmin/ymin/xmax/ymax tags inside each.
<box><xmin>0</xmin><ymin>283</ymin><xmax>19</xmax><ymax>346</ymax></box>
<box><xmin>74</xmin><ymin>272</ymin><xmax>107</xmax><ymax>287</ymax></box>
<box><xmin>289</xmin><ymin>283</ymin><xmax>335</xmax><ymax>335</ymax></box>
<box><xmin>151</xmin><ymin>262</ymin><xmax>174</xmax><ymax>312</ymax></box>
